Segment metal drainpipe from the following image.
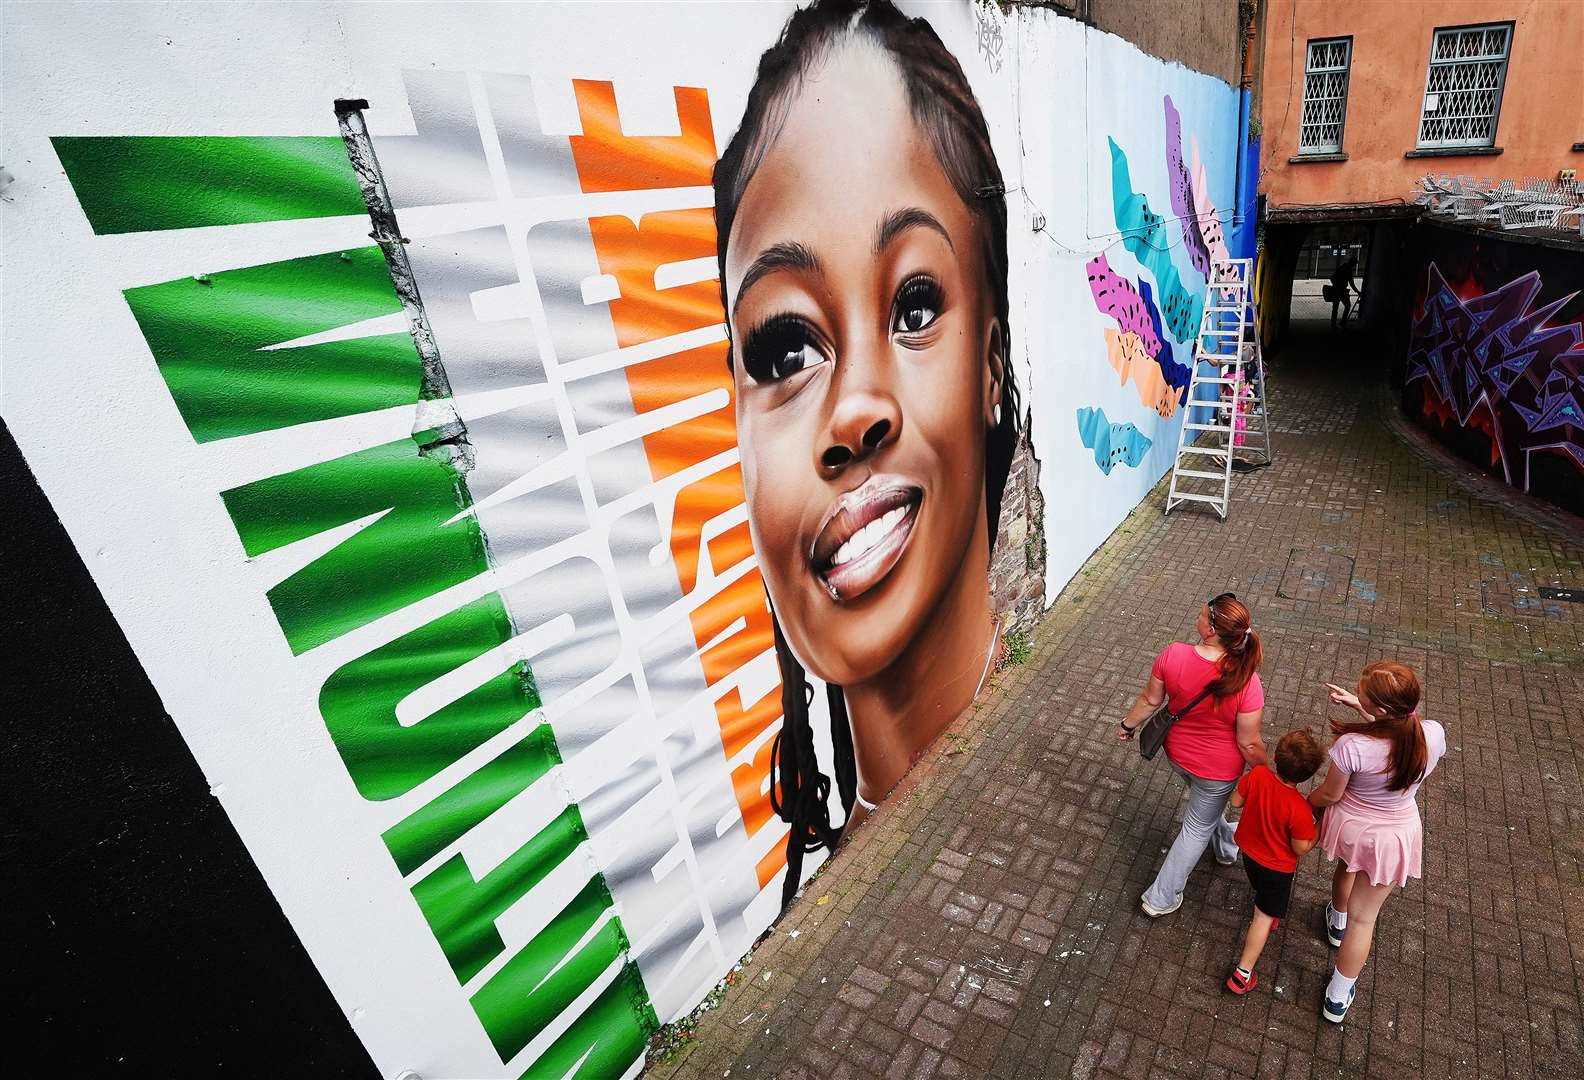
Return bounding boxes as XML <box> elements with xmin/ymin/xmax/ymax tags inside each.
<box><xmin>1234</xmin><ymin>8</ymin><xmax>1259</xmax><ymax>230</ymax></box>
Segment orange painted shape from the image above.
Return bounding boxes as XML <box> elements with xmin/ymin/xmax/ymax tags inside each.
<box><xmin>585</xmin><ymin>210</ymin><xmax>723</xmax><ymax>347</ymax></box>
<box><xmin>704</xmin><ymin>520</ymin><xmax>755</xmax><ymax>584</ymax></box>
<box><xmin>1105</xmin><ymin>328</ymin><xmax>1178</xmax><ymax>418</ymax></box>
<box><xmin>715</xmin><ymin>684</ymin><xmax>783</xmax><ymax>762</ymax></box>
<box><xmin>567</xmin><ymin>83</ymin><xmax>788</xmax><ymax>891</ymax></box>
<box><xmin>570</xmin><ymin>80</ymin><xmax>718</xmax><ymax>193</ymax></box>
<box><xmin>689</xmin><ymin>571</ymin><xmax>777</xmax><ymax>687</ymax></box>
<box><xmin>622</xmin><ymin>341</ymin><xmax>734</xmax><ymax>420</ymax></box>
<box><xmin>665</xmin><ymin>460</ymin><xmax>752</xmax><ymax>596</ymax></box>
<box><xmin>755</xmin><ymin>830</ymin><xmax>790</xmax><ymax>889</ymax></box>
<box><xmin>732</xmin><ymin>732</ymin><xmax>779</xmax><ymax>838</ymax></box>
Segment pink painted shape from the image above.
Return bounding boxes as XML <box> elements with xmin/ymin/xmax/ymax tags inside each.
<box><xmin>1088</xmin><ymin>253</ymin><xmax>1164</xmax><ymax>359</ymax></box>
<box><xmin>1191</xmin><ymin>135</ymin><xmax>1230</xmax><ymax>265</ymax></box>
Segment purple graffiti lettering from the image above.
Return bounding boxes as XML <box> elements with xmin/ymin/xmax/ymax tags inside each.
<box><xmin>1408</xmin><ymin>264</ymin><xmax>1584</xmax><ymax>490</ymax></box>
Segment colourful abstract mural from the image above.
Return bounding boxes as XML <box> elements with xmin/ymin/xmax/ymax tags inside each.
<box><xmin>1079</xmin><ymin>95</ymin><xmax>1229</xmax><ymax>464</ymax></box>
<box><xmin>1087</xmin><ymin>254</ymin><xmax>1191</xmax><ymax>418</ymax></box>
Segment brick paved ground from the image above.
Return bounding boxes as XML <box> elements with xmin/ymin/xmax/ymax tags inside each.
<box><xmin>648</xmin><ymin>327</ymin><xmax>1584</xmax><ymax>1080</ymax></box>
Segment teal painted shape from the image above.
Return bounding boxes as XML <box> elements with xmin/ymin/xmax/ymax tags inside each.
<box><xmin>1077</xmin><ymin>406</ymin><xmax>1152</xmax><ymax>475</ymax></box>
<box><xmin>1108</xmin><ymin>137</ymin><xmax>1203</xmax><ymax>343</ymax></box>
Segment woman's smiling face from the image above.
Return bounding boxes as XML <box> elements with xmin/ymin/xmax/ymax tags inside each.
<box><xmin>723</xmin><ymin>42</ymin><xmax>1001</xmax><ymax>688</ymax></box>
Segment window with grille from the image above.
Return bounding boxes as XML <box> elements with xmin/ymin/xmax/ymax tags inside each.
<box><xmin>1298</xmin><ymin>38</ymin><xmax>1352</xmax><ymax>155</ymax></box>
<box><xmin>1417</xmin><ymin>24</ymin><xmax>1512</xmax><ymax>149</ymax></box>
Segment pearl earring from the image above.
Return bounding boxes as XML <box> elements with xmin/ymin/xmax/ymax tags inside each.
<box><xmin>992</xmin><ymin>403</ymin><xmax>1002</xmax><ymax>426</ymax></box>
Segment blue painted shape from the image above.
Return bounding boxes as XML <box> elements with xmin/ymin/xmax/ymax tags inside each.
<box><xmin>1076</xmin><ymin>406</ymin><xmax>1152</xmax><ymax>475</ymax></box>
<box><xmin>1136</xmin><ymin>279</ymin><xmax>1168</xmax><ymax>360</ymax></box>
<box><xmin>1108</xmin><ymin>137</ymin><xmax>1203</xmax><ymax>343</ymax></box>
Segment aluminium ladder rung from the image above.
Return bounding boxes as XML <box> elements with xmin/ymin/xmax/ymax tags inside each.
<box><xmin>1177</xmin><ymin>445</ymin><xmax>1230</xmax><ymax>457</ymax></box>
<box><xmin>1184</xmin><ymin>422</ymin><xmax>1233</xmax><ymax>432</ymax></box>
<box><xmin>1173</xmin><ymin>468</ymin><xmax>1227</xmax><ymax>480</ymax></box>
<box><xmin>1169</xmin><ymin>492</ymin><xmax>1227</xmax><ymax>507</ymax></box>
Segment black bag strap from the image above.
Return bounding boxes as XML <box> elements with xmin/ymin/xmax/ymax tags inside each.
<box><xmin>1169</xmin><ymin>685</ymin><xmax>1216</xmax><ymax>722</ymax></box>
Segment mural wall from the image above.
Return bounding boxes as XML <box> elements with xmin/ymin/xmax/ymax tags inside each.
<box><xmin>1403</xmin><ymin>223</ymin><xmax>1584</xmax><ymax>516</ymax></box>
<box><xmin>3</xmin><ymin>2</ymin><xmax>1241</xmax><ymax>1076</ymax></box>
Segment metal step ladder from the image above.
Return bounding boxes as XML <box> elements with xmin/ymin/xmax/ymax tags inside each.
<box><xmin>1165</xmin><ymin>257</ymin><xmax>1273</xmax><ymax>519</ymax></box>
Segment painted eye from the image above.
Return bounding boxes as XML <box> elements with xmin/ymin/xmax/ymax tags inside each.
<box><xmin>892</xmin><ymin>275</ymin><xmax>944</xmax><ymax>335</ymax></box>
<box><xmin>741</xmin><ymin>315</ymin><xmax>828</xmax><ymax>384</ymax></box>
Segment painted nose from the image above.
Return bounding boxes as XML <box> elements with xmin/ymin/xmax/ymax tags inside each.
<box><xmin>820</xmin><ymin>389</ymin><xmax>902</xmax><ymax>474</ymax></box>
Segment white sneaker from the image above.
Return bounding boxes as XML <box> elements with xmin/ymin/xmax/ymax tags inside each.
<box><xmin>1322</xmin><ymin>981</ymin><xmax>1356</xmax><ymax>1023</ymax></box>
<box><xmin>1141</xmin><ymin>892</ymin><xmax>1183</xmax><ymax>918</ymax></box>
<box><xmin>1325</xmin><ymin>902</ymin><xmax>1346</xmax><ymax>948</ymax></box>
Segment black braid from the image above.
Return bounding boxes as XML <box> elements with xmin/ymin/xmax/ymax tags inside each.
<box><xmin>717</xmin><ymin>0</ymin><xmax>1019</xmax><ymax>910</ymax></box>
<box><xmin>768</xmin><ymin>609</ymin><xmax>857</xmax><ymax>908</ymax></box>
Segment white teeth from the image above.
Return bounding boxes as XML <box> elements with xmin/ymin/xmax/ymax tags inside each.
<box><xmin>828</xmin><ymin>505</ymin><xmax>909</xmax><ymax>569</ymax></box>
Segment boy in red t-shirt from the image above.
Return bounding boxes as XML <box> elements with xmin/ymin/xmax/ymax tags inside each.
<box><xmin>1224</xmin><ymin>729</ymin><xmax>1325</xmax><ymax>994</ymax></box>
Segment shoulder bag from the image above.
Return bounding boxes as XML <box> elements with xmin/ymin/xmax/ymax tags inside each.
<box><xmin>1135</xmin><ymin>685</ymin><xmax>1215</xmax><ymax>761</ymax></box>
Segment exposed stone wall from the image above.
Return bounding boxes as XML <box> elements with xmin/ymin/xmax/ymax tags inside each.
<box><xmin>990</xmin><ymin>428</ymin><xmax>1046</xmax><ymax>634</ymax></box>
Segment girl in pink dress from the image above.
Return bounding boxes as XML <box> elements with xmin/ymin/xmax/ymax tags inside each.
<box><xmin>1307</xmin><ymin>661</ymin><xmax>1446</xmax><ymax>1024</ymax></box>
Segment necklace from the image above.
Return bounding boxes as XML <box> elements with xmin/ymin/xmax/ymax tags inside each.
<box><xmin>974</xmin><ymin>616</ymin><xmax>1003</xmax><ymax>699</ymax></box>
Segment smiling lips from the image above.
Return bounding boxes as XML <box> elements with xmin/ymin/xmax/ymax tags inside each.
<box><xmin>810</xmin><ymin>477</ymin><xmax>923</xmax><ymax>601</ymax></box>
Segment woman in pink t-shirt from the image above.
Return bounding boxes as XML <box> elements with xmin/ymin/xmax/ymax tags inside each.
<box><xmin>1118</xmin><ymin>593</ymin><xmax>1268</xmax><ymax>918</ymax></box>
<box><xmin>1308</xmin><ymin>661</ymin><xmax>1445</xmax><ymax>1025</ymax></box>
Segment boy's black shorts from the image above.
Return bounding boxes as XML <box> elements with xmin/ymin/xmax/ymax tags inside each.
<box><xmin>1243</xmin><ymin>854</ymin><xmax>1295</xmax><ymax>918</ymax></box>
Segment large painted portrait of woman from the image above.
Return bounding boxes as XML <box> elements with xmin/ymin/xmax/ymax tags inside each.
<box><xmin>714</xmin><ymin>0</ymin><xmax>1021</xmax><ymax>902</ymax></box>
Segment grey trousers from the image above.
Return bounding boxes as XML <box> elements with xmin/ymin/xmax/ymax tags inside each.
<box><xmin>1142</xmin><ymin>762</ymin><xmax>1240</xmax><ymax>911</ymax></box>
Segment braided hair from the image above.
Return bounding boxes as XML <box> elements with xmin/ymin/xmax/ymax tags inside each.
<box><xmin>715</xmin><ymin>0</ymin><xmax>1020</xmax><ymax>908</ymax></box>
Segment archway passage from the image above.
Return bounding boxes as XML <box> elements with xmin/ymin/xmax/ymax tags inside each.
<box><xmin>1258</xmin><ymin>210</ymin><xmax>1421</xmax><ymax>385</ymax></box>
<box><xmin>1257</xmin><ymin>208</ymin><xmax>1584</xmax><ymax>517</ymax></box>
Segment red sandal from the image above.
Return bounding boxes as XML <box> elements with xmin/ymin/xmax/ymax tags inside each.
<box><xmin>1225</xmin><ymin>967</ymin><xmax>1257</xmax><ymax>995</ymax></box>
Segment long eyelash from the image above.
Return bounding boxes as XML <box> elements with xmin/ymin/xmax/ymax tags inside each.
<box><xmin>741</xmin><ymin>313</ymin><xmax>818</xmax><ymax>382</ymax></box>
<box><xmin>743</xmin><ymin>313</ymin><xmax>810</xmax><ymax>347</ymax></box>
<box><xmin>894</xmin><ymin>274</ymin><xmax>944</xmax><ymax>317</ymax></box>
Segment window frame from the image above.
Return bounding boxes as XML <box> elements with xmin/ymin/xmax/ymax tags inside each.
<box><xmin>1297</xmin><ymin>35</ymin><xmax>1354</xmax><ymax>157</ymax></box>
<box><xmin>1415</xmin><ymin>21</ymin><xmax>1514</xmax><ymax>151</ymax></box>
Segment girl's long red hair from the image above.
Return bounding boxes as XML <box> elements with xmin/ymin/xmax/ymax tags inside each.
<box><xmin>1333</xmin><ymin>661</ymin><xmax>1428</xmax><ymax>791</ymax></box>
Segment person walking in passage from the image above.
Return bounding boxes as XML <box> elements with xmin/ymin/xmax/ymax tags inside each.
<box><xmin>1224</xmin><ymin>729</ymin><xmax>1325</xmax><ymax>995</ymax></box>
<box><xmin>1308</xmin><ymin>661</ymin><xmax>1446</xmax><ymax>1023</ymax></box>
<box><xmin>1326</xmin><ymin>257</ymin><xmax>1358</xmax><ymax>330</ymax></box>
<box><xmin>1118</xmin><ymin>593</ymin><xmax>1267</xmax><ymax>917</ymax></box>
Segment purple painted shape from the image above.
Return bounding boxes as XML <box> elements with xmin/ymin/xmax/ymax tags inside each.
<box><xmin>1164</xmin><ymin>95</ymin><xmax>1210</xmax><ymax>276</ymax></box>
<box><xmin>1086</xmin><ymin>253</ymin><xmax>1163</xmax><ymax>358</ymax></box>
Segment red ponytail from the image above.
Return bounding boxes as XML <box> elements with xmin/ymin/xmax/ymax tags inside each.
<box><xmin>1332</xmin><ymin>661</ymin><xmax>1427</xmax><ymax>791</ymax></box>
<box><xmin>1206</xmin><ymin>596</ymin><xmax>1261</xmax><ymax>697</ymax></box>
